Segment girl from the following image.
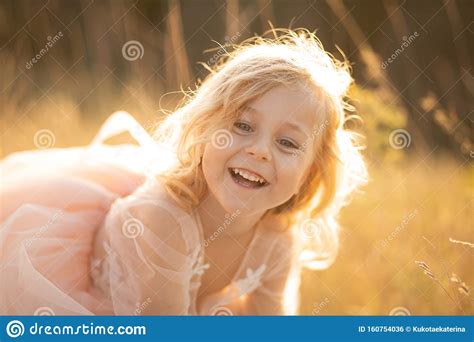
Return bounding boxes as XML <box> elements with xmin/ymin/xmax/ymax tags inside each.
<box><xmin>0</xmin><ymin>29</ymin><xmax>368</xmax><ymax>315</ymax></box>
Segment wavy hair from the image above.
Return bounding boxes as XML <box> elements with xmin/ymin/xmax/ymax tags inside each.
<box><xmin>153</xmin><ymin>28</ymin><xmax>368</xmax><ymax>269</ymax></box>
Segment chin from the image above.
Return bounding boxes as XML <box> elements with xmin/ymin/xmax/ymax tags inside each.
<box><xmin>219</xmin><ymin>194</ymin><xmax>255</xmax><ymax>216</ymax></box>
<box><xmin>219</xmin><ymin>195</ymin><xmax>248</xmax><ymax>214</ymax></box>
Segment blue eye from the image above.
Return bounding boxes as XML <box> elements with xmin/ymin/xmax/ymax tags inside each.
<box><xmin>233</xmin><ymin>121</ymin><xmax>253</xmax><ymax>132</ymax></box>
<box><xmin>278</xmin><ymin>139</ymin><xmax>299</xmax><ymax>149</ymax></box>
<box><xmin>233</xmin><ymin>121</ymin><xmax>300</xmax><ymax>150</ymax></box>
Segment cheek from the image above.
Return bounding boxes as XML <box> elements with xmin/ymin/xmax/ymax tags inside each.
<box><xmin>278</xmin><ymin>156</ymin><xmax>312</xmax><ymax>187</ymax></box>
<box><xmin>201</xmin><ymin>144</ymin><xmax>232</xmax><ymax>179</ymax></box>
<box><xmin>275</xmin><ymin>156</ymin><xmax>307</xmax><ymax>192</ymax></box>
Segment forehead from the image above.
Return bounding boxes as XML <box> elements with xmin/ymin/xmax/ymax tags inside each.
<box><xmin>242</xmin><ymin>85</ymin><xmax>320</xmax><ymax>138</ymax></box>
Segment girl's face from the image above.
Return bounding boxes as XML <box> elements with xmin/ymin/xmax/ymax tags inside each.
<box><xmin>201</xmin><ymin>85</ymin><xmax>319</xmax><ymax>216</ymax></box>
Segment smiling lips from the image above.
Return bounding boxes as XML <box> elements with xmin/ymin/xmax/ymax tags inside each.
<box><xmin>228</xmin><ymin>167</ymin><xmax>270</xmax><ymax>188</ymax></box>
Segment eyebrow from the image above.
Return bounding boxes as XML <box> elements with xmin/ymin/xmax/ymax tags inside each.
<box><xmin>243</xmin><ymin>105</ymin><xmax>310</xmax><ymax>138</ymax></box>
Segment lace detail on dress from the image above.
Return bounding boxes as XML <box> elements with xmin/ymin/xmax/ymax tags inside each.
<box><xmin>90</xmin><ymin>240</ymin><xmax>126</xmax><ymax>300</ymax></box>
<box><xmin>233</xmin><ymin>264</ymin><xmax>267</xmax><ymax>297</ymax></box>
<box><xmin>189</xmin><ymin>246</ymin><xmax>210</xmax><ymax>277</ymax></box>
<box><xmin>201</xmin><ymin>264</ymin><xmax>268</xmax><ymax>314</ymax></box>
<box><xmin>90</xmin><ymin>258</ymin><xmax>104</xmax><ymax>288</ymax></box>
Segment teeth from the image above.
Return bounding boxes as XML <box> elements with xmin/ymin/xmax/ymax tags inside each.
<box><xmin>231</xmin><ymin>168</ymin><xmax>266</xmax><ymax>184</ymax></box>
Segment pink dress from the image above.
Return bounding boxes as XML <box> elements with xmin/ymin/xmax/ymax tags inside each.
<box><xmin>0</xmin><ymin>112</ymin><xmax>297</xmax><ymax>315</ymax></box>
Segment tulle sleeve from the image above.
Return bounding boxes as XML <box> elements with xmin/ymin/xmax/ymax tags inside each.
<box><xmin>232</xmin><ymin>229</ymin><xmax>299</xmax><ymax>315</ymax></box>
<box><xmin>250</xmin><ymin>231</ymin><xmax>297</xmax><ymax>315</ymax></box>
<box><xmin>101</xmin><ymin>193</ymin><xmax>195</xmax><ymax>315</ymax></box>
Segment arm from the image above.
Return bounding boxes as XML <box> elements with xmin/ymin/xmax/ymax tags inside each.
<box><xmin>245</xmin><ymin>235</ymin><xmax>297</xmax><ymax>315</ymax></box>
<box><xmin>104</xmin><ymin>197</ymin><xmax>192</xmax><ymax>315</ymax></box>
<box><xmin>228</xmin><ymin>228</ymin><xmax>298</xmax><ymax>315</ymax></box>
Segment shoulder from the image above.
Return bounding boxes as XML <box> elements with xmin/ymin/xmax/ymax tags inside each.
<box><xmin>106</xmin><ymin>179</ymin><xmax>189</xmax><ymax>253</ymax></box>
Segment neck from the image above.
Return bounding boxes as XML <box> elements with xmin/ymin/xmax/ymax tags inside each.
<box><xmin>195</xmin><ymin>191</ymin><xmax>266</xmax><ymax>240</ymax></box>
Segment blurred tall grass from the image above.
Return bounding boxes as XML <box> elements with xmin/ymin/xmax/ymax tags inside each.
<box><xmin>301</xmin><ymin>156</ymin><xmax>473</xmax><ymax>315</ymax></box>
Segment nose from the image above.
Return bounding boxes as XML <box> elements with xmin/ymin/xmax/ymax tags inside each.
<box><xmin>244</xmin><ymin>136</ymin><xmax>272</xmax><ymax>161</ymax></box>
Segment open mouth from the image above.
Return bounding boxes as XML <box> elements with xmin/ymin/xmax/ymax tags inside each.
<box><xmin>228</xmin><ymin>168</ymin><xmax>269</xmax><ymax>189</ymax></box>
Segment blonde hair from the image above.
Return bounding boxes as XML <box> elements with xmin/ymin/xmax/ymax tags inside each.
<box><xmin>153</xmin><ymin>28</ymin><xmax>368</xmax><ymax>269</ymax></box>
